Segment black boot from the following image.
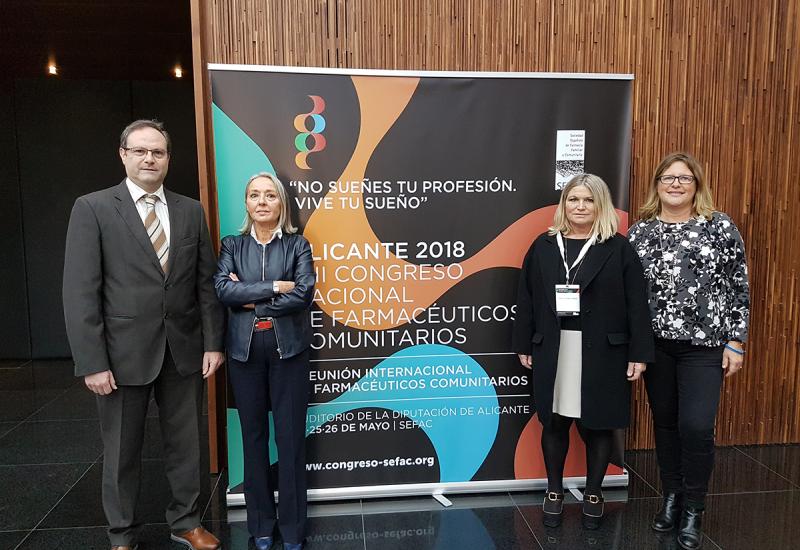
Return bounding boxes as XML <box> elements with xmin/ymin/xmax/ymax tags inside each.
<box><xmin>677</xmin><ymin>506</ymin><xmax>703</xmax><ymax>549</ymax></box>
<box><xmin>542</xmin><ymin>491</ymin><xmax>564</xmax><ymax>527</ymax></box>
<box><xmin>581</xmin><ymin>493</ymin><xmax>604</xmax><ymax>530</ymax></box>
<box><xmin>652</xmin><ymin>492</ymin><xmax>682</xmax><ymax>532</ymax></box>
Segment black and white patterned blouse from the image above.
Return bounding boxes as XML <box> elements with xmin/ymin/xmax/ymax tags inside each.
<box><xmin>628</xmin><ymin>212</ymin><xmax>750</xmax><ymax>347</ymax></box>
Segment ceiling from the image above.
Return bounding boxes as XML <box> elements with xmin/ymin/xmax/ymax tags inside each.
<box><xmin>1</xmin><ymin>0</ymin><xmax>194</xmax><ymax>80</ymax></box>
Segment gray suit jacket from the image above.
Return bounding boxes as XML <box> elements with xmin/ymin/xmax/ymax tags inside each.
<box><xmin>63</xmin><ymin>180</ymin><xmax>224</xmax><ymax>385</ymax></box>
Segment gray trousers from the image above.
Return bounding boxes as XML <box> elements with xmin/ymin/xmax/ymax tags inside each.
<box><xmin>96</xmin><ymin>348</ymin><xmax>203</xmax><ymax>546</ymax></box>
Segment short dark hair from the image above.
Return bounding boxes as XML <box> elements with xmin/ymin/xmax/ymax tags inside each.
<box><xmin>120</xmin><ymin>119</ymin><xmax>171</xmax><ymax>154</ymax></box>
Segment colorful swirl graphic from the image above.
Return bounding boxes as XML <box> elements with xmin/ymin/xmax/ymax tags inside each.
<box><xmin>214</xmin><ymin>76</ymin><xmax>630</xmax><ymax>489</ymax></box>
<box><xmin>294</xmin><ymin>95</ymin><xmax>327</xmax><ymax>169</ymax></box>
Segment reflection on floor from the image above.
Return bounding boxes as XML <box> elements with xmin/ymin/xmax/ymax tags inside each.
<box><xmin>1</xmin><ymin>359</ymin><xmax>798</xmax><ymax>549</ymax></box>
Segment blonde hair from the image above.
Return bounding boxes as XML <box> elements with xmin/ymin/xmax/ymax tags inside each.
<box><xmin>639</xmin><ymin>152</ymin><xmax>715</xmax><ymax>221</ymax></box>
<box><xmin>239</xmin><ymin>172</ymin><xmax>298</xmax><ymax>235</ymax></box>
<box><xmin>548</xmin><ymin>173</ymin><xmax>618</xmax><ymax>242</ymax></box>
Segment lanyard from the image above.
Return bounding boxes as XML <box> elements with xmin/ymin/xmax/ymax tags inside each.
<box><xmin>556</xmin><ymin>232</ymin><xmax>595</xmax><ymax>284</ymax></box>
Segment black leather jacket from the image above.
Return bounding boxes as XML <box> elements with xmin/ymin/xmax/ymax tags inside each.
<box><xmin>214</xmin><ymin>232</ymin><xmax>315</xmax><ymax>361</ymax></box>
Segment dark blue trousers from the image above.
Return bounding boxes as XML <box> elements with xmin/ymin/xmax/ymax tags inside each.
<box><xmin>228</xmin><ymin>329</ymin><xmax>310</xmax><ymax>543</ymax></box>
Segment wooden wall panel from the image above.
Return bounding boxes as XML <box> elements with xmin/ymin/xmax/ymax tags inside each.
<box><xmin>197</xmin><ymin>0</ymin><xmax>800</xmax><ymax>448</ymax></box>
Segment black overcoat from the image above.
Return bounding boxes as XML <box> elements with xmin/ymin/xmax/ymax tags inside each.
<box><xmin>512</xmin><ymin>232</ymin><xmax>654</xmax><ymax>429</ymax></box>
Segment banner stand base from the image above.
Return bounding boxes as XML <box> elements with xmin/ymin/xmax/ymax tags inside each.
<box><xmin>225</xmin><ymin>471</ymin><xmax>629</xmax><ymax>507</ymax></box>
<box><xmin>432</xmin><ymin>493</ymin><xmax>453</xmax><ymax>507</ymax></box>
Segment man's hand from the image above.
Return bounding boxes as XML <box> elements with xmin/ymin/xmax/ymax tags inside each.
<box><xmin>518</xmin><ymin>354</ymin><xmax>532</xmax><ymax>369</ymax></box>
<box><xmin>85</xmin><ymin>370</ymin><xmax>118</xmax><ymax>395</ymax></box>
<box><xmin>203</xmin><ymin>351</ymin><xmax>225</xmax><ymax>379</ymax></box>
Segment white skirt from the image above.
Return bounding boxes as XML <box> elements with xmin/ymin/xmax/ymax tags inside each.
<box><xmin>552</xmin><ymin>329</ymin><xmax>582</xmax><ymax>418</ymax></box>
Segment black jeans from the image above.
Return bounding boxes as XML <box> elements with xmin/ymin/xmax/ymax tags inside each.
<box><xmin>644</xmin><ymin>339</ymin><xmax>724</xmax><ymax>508</ymax></box>
<box><xmin>228</xmin><ymin>329</ymin><xmax>311</xmax><ymax>544</ymax></box>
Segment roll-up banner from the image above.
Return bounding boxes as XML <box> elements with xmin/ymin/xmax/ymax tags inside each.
<box><xmin>208</xmin><ymin>65</ymin><xmax>634</xmax><ymax>505</ymax></box>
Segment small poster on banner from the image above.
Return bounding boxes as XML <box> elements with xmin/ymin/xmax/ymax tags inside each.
<box><xmin>555</xmin><ymin>130</ymin><xmax>586</xmax><ymax>189</ymax></box>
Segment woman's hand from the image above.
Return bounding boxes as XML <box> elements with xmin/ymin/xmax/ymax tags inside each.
<box><xmin>626</xmin><ymin>362</ymin><xmax>646</xmax><ymax>381</ymax></box>
<box><xmin>230</xmin><ymin>272</ymin><xmax>294</xmax><ymax>293</ymax></box>
<box><xmin>722</xmin><ymin>341</ymin><xmax>744</xmax><ymax>377</ymax></box>
<box><xmin>228</xmin><ymin>273</ymin><xmax>256</xmax><ymax>309</ymax></box>
<box><xmin>274</xmin><ymin>280</ymin><xmax>296</xmax><ymax>293</ymax></box>
<box><xmin>518</xmin><ymin>354</ymin><xmax>532</xmax><ymax>369</ymax></box>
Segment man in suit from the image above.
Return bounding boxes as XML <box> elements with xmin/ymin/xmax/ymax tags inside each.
<box><xmin>63</xmin><ymin>120</ymin><xmax>225</xmax><ymax>550</ymax></box>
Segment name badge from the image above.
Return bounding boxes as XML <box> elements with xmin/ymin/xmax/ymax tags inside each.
<box><xmin>555</xmin><ymin>284</ymin><xmax>580</xmax><ymax>316</ymax></box>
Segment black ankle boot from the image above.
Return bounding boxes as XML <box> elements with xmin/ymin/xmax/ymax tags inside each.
<box><xmin>581</xmin><ymin>493</ymin><xmax>604</xmax><ymax>530</ymax></box>
<box><xmin>677</xmin><ymin>506</ymin><xmax>703</xmax><ymax>549</ymax></box>
<box><xmin>542</xmin><ymin>491</ymin><xmax>564</xmax><ymax>527</ymax></box>
<box><xmin>652</xmin><ymin>492</ymin><xmax>682</xmax><ymax>532</ymax></box>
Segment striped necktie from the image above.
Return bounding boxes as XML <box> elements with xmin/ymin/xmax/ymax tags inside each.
<box><xmin>143</xmin><ymin>194</ymin><xmax>169</xmax><ymax>272</ymax></box>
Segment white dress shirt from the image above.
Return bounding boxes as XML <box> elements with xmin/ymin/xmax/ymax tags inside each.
<box><xmin>250</xmin><ymin>224</ymin><xmax>282</xmax><ymax>245</ymax></box>
<box><xmin>126</xmin><ymin>178</ymin><xmax>170</xmax><ymax>244</ymax></box>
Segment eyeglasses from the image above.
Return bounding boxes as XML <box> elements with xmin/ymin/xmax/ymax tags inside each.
<box><xmin>123</xmin><ymin>147</ymin><xmax>168</xmax><ymax>160</ymax></box>
<box><xmin>658</xmin><ymin>174</ymin><xmax>695</xmax><ymax>186</ymax></box>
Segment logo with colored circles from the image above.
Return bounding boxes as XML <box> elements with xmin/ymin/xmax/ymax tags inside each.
<box><xmin>294</xmin><ymin>95</ymin><xmax>326</xmax><ymax>170</ymax></box>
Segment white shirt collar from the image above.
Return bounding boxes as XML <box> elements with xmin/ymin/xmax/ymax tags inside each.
<box><xmin>250</xmin><ymin>224</ymin><xmax>283</xmax><ymax>245</ymax></box>
<box><xmin>126</xmin><ymin>178</ymin><xmax>166</xmax><ymax>205</ymax></box>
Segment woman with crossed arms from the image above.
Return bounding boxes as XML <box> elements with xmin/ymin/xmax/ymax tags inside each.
<box><xmin>215</xmin><ymin>172</ymin><xmax>315</xmax><ymax>550</ymax></box>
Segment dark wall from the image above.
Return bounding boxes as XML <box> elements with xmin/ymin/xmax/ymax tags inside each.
<box><xmin>131</xmin><ymin>81</ymin><xmax>201</xmax><ymax>199</ymax></box>
<box><xmin>1</xmin><ymin>78</ymin><xmax>198</xmax><ymax>359</ymax></box>
<box><xmin>0</xmin><ymin>78</ymin><xmax>31</xmax><ymax>358</ymax></box>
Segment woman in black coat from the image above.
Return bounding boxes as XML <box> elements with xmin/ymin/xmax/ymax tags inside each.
<box><xmin>513</xmin><ymin>173</ymin><xmax>654</xmax><ymax>529</ymax></box>
<box><xmin>214</xmin><ymin>172</ymin><xmax>315</xmax><ymax>550</ymax></box>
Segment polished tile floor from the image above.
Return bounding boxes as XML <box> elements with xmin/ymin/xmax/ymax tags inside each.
<box><xmin>1</xmin><ymin>358</ymin><xmax>799</xmax><ymax>549</ymax></box>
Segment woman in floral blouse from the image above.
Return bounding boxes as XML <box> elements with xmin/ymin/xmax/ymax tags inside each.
<box><xmin>628</xmin><ymin>152</ymin><xmax>749</xmax><ymax>550</ymax></box>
